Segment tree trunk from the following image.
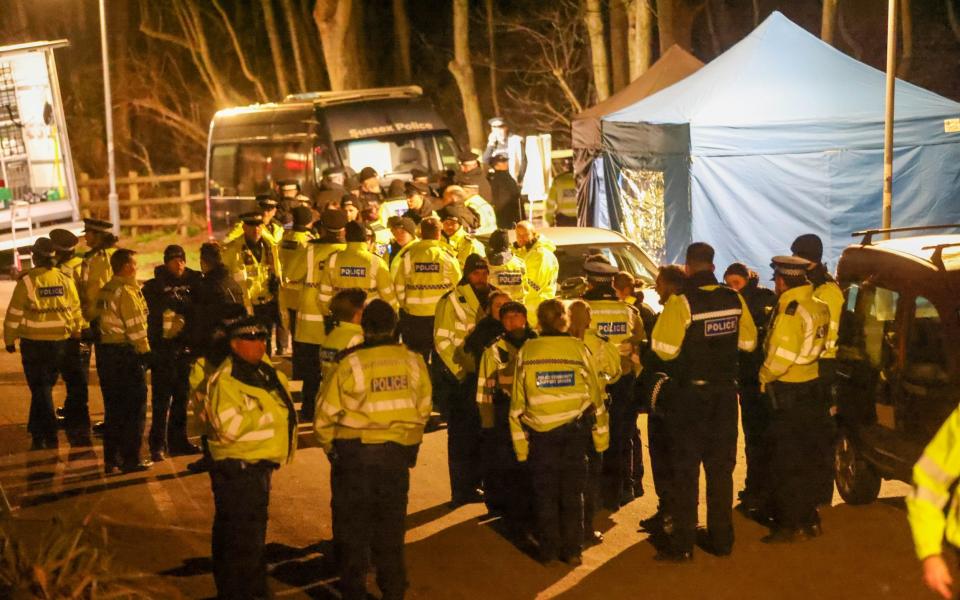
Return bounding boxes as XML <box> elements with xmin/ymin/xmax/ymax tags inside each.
<box><xmin>821</xmin><ymin>0</ymin><xmax>840</xmax><ymax>46</ymax></box>
<box><xmin>485</xmin><ymin>0</ymin><xmax>501</xmax><ymax>115</ymax></box>
<box><xmin>897</xmin><ymin>0</ymin><xmax>913</xmax><ymax>78</ymax></box>
<box><xmin>584</xmin><ymin>0</ymin><xmax>611</xmax><ymax>101</ymax></box>
<box><xmin>627</xmin><ymin>0</ymin><xmax>653</xmax><ymax>80</ymax></box>
<box><xmin>313</xmin><ymin>0</ymin><xmax>370</xmax><ymax>91</ymax></box>
<box><xmin>392</xmin><ymin>0</ymin><xmax>413</xmax><ymax>83</ymax></box>
<box><xmin>282</xmin><ymin>0</ymin><xmax>309</xmax><ymax>92</ymax></box>
<box><xmin>658</xmin><ymin>0</ymin><xmax>677</xmax><ymax>53</ymax></box>
<box><xmin>448</xmin><ymin>0</ymin><xmax>485</xmax><ymax>151</ymax></box>
<box><xmin>949</xmin><ymin>0</ymin><xmax>960</xmax><ymax>42</ymax></box>
<box><xmin>610</xmin><ymin>1</ymin><xmax>629</xmax><ymax>91</ymax></box>
<box><xmin>261</xmin><ymin>0</ymin><xmax>290</xmax><ymax>97</ymax></box>
<box><xmin>9</xmin><ymin>0</ymin><xmax>28</xmax><ymax>41</ymax></box>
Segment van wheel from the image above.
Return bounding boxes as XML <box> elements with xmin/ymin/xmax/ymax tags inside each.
<box><xmin>834</xmin><ymin>431</ymin><xmax>881</xmax><ymax>505</ymax></box>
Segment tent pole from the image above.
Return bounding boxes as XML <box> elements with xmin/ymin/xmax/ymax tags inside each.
<box><xmin>882</xmin><ymin>0</ymin><xmax>898</xmax><ymax>238</ymax></box>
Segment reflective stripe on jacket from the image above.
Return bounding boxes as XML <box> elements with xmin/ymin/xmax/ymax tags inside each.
<box><xmin>442</xmin><ymin>227</ymin><xmax>486</xmax><ymax>269</ymax></box>
<box><xmin>294</xmin><ymin>241</ymin><xmax>346</xmax><ymax>344</ymax></box>
<box><xmin>93</xmin><ymin>275</ymin><xmax>150</xmax><ymax>353</ymax></box>
<box><xmin>516</xmin><ymin>236</ymin><xmax>558</xmax><ymax>327</ymax></box>
<box><xmin>222</xmin><ymin>236</ymin><xmax>283</xmax><ymax>311</ymax></box>
<box><xmin>489</xmin><ymin>256</ymin><xmax>526</xmax><ymax>302</ymax></box>
<box><xmin>317</xmin><ymin>242</ymin><xmax>396</xmax><ymax>314</ymax></box>
<box><xmin>582</xmin><ymin>331</ymin><xmax>622</xmax><ymax>386</ymax></box>
<box><xmin>813</xmin><ymin>280</ymin><xmax>843</xmax><ymax>360</ymax></box>
<box><xmin>465</xmin><ymin>194</ymin><xmax>497</xmax><ymax>236</ymax></box>
<box><xmin>546</xmin><ymin>172</ymin><xmax>577</xmax><ymax>224</ymax></box>
<box><xmin>279</xmin><ymin>229</ymin><xmax>315</xmax><ymax>310</ymax></box>
<box><xmin>907</xmin><ymin>406</ymin><xmax>960</xmax><ymax>559</ymax></box>
<box><xmin>584</xmin><ymin>297</ymin><xmax>646</xmax><ymax>375</ymax></box>
<box><xmin>4</xmin><ymin>267</ymin><xmax>83</xmax><ymax>344</ymax></box>
<box><xmin>433</xmin><ymin>283</ymin><xmax>483</xmax><ymax>380</ymax></box>
<box><xmin>394</xmin><ymin>240</ymin><xmax>462</xmax><ymax>317</ymax></box>
<box><xmin>759</xmin><ymin>284</ymin><xmax>829</xmax><ymax>384</ymax></box>
<box><xmin>317</xmin><ymin>322</ymin><xmax>364</xmax><ymax>404</ymax></box>
<box><xmin>81</xmin><ymin>247</ymin><xmax>116</xmax><ymax>321</ymax></box>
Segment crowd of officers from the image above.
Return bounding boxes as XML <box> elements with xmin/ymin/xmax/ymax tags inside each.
<box><xmin>3</xmin><ymin>152</ymin><xmax>843</xmax><ymax>597</ymax></box>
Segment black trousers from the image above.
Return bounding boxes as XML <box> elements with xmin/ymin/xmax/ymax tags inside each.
<box><xmin>815</xmin><ymin>359</ymin><xmax>839</xmax><ymax>505</ymax></box>
<box><xmin>767</xmin><ymin>380</ymin><xmax>833</xmax><ymax>530</ymax></box>
<box><xmin>528</xmin><ymin>419</ymin><xmax>590</xmax><ymax>560</ymax></box>
<box><xmin>149</xmin><ymin>340</ymin><xmax>192</xmax><ymax>452</ymax></box>
<box><xmin>584</xmin><ymin>448</ymin><xmax>603</xmax><ymax>534</ymax></box>
<box><xmin>648</xmin><ymin>413</ymin><xmax>672</xmax><ymax>512</ymax></box>
<box><xmin>96</xmin><ymin>343</ymin><xmax>147</xmax><ymax>467</ymax></box>
<box><xmin>665</xmin><ymin>383</ymin><xmax>738</xmax><ymax>554</ymax></box>
<box><xmin>210</xmin><ymin>460</ymin><xmax>274</xmax><ymax>600</ymax></box>
<box><xmin>603</xmin><ymin>374</ymin><xmax>638</xmax><ymax>509</ymax></box>
<box><xmin>60</xmin><ymin>338</ymin><xmax>91</xmax><ymax>434</ymax></box>
<box><xmin>739</xmin><ymin>381</ymin><xmax>771</xmax><ymax>508</ymax></box>
<box><xmin>331</xmin><ymin>440</ymin><xmax>413</xmax><ymax>600</ymax></box>
<box><xmin>398</xmin><ymin>311</ymin><xmax>434</xmax><ymax>364</ymax></box>
<box><xmin>293</xmin><ymin>342</ymin><xmax>321</xmax><ymax>421</ymax></box>
<box><xmin>483</xmin><ymin>393</ymin><xmax>532</xmax><ymax>528</ymax></box>
<box><xmin>21</xmin><ymin>339</ymin><xmax>65</xmax><ymax>442</ymax></box>
<box><xmin>252</xmin><ymin>301</ymin><xmax>278</xmax><ymax>357</ymax></box>
<box><xmin>433</xmin><ymin>361</ymin><xmax>481</xmax><ymax>499</ymax></box>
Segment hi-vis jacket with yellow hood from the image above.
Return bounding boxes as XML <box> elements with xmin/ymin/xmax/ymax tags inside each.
<box><xmin>92</xmin><ymin>275</ymin><xmax>150</xmax><ymax>354</ymax></box>
<box><xmin>394</xmin><ymin>239</ymin><xmax>462</xmax><ymax>317</ymax></box>
<box><xmin>295</xmin><ymin>240</ymin><xmax>346</xmax><ymax>344</ymax></box>
<box><xmin>317</xmin><ymin>242</ymin><xmax>396</xmax><ymax>314</ymax></box>
<box><xmin>759</xmin><ymin>283</ymin><xmax>829</xmax><ymax>385</ymax></box>
<box><xmin>433</xmin><ymin>282</ymin><xmax>484</xmax><ymax>381</ymax></box>
<box><xmin>4</xmin><ymin>266</ymin><xmax>83</xmax><ymax>345</ymax></box>
<box><xmin>515</xmin><ymin>235</ymin><xmax>559</xmax><ymax>327</ymax></box>
<box><xmin>442</xmin><ymin>227</ymin><xmax>486</xmax><ymax>269</ymax></box>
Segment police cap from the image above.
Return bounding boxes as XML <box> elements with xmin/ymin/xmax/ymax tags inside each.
<box><xmin>410</xmin><ymin>168</ymin><xmax>428</xmax><ymax>180</ymax></box>
<box><xmin>278</xmin><ymin>179</ymin><xmax>300</xmax><ymax>194</ymax></box>
<box><xmin>240</xmin><ymin>212</ymin><xmax>264</xmax><ymax>226</ymax></box>
<box><xmin>228</xmin><ymin>316</ymin><xmax>269</xmax><ymax>341</ymax></box>
<box><xmin>463</xmin><ymin>254</ymin><xmax>489</xmax><ymax>276</ymax></box>
<box><xmin>82</xmin><ymin>218</ymin><xmax>113</xmax><ymax>234</ymax></box>
<box><xmin>770</xmin><ymin>255</ymin><xmax>813</xmax><ymax>278</ymax></box>
<box><xmin>438</xmin><ymin>204</ymin><xmax>471</xmax><ymax>224</ymax></box>
<box><xmin>321</xmin><ymin>208</ymin><xmax>348</xmax><ymax>231</ymax></box>
<box><xmin>388</xmin><ymin>216</ymin><xmax>417</xmax><ymax>237</ymax></box>
<box><xmin>404</xmin><ymin>180</ymin><xmax>429</xmax><ymax>197</ymax></box>
<box><xmin>291</xmin><ymin>206</ymin><xmax>313</xmax><ymax>228</ymax></box>
<box><xmin>583</xmin><ymin>256</ymin><xmax>617</xmax><ymax>282</ymax></box>
<box><xmin>488</xmin><ymin>116</ymin><xmax>505</xmax><ymax>127</ymax></box>
<box><xmin>31</xmin><ymin>237</ymin><xmax>56</xmax><ymax>258</ymax></box>
<box><xmin>257</xmin><ymin>196</ymin><xmax>279</xmax><ymax>209</ymax></box>
<box><xmin>49</xmin><ymin>228</ymin><xmax>79</xmax><ymax>252</ymax></box>
<box><xmin>458</xmin><ymin>151</ymin><xmax>479</xmax><ymax>163</ymax></box>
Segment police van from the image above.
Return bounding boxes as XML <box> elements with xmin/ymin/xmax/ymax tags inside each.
<box><xmin>205</xmin><ymin>86</ymin><xmax>461</xmax><ymax>237</ymax></box>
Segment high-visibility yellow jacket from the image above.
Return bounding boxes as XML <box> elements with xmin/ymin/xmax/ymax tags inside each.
<box><xmin>279</xmin><ymin>229</ymin><xmax>315</xmax><ymax>312</ymax></box>
<box><xmin>295</xmin><ymin>241</ymin><xmax>346</xmax><ymax>344</ymax></box>
<box><xmin>394</xmin><ymin>240</ymin><xmax>462</xmax><ymax>317</ymax></box>
<box><xmin>93</xmin><ymin>275</ymin><xmax>150</xmax><ymax>354</ymax></box>
<box><xmin>225</xmin><ymin>219</ymin><xmax>284</xmax><ymax>246</ymax></box>
<box><xmin>476</xmin><ymin>332</ymin><xmax>535</xmax><ymax>428</ymax></box>
<box><xmin>4</xmin><ymin>267</ymin><xmax>83</xmax><ymax>345</ymax></box>
<box><xmin>465</xmin><ymin>194</ymin><xmax>497</xmax><ymax>236</ymax></box>
<box><xmin>57</xmin><ymin>255</ymin><xmax>88</xmax><ymax>329</ymax></box>
<box><xmin>204</xmin><ymin>356</ymin><xmax>296</xmax><ymax>465</ymax></box>
<box><xmin>81</xmin><ymin>246</ymin><xmax>116</xmax><ymax>321</ymax></box>
<box><xmin>317</xmin><ymin>321</ymin><xmax>364</xmax><ymax>400</ymax></box>
<box><xmin>434</xmin><ymin>283</ymin><xmax>483</xmax><ymax>381</ymax></box>
<box><xmin>516</xmin><ymin>236</ymin><xmax>559</xmax><ymax>327</ymax></box>
<box><xmin>582</xmin><ymin>330</ymin><xmax>623</xmax><ymax>386</ymax></box>
<box><xmin>584</xmin><ymin>295</ymin><xmax>646</xmax><ymax>375</ymax></box>
<box><xmin>546</xmin><ymin>172</ymin><xmax>578</xmax><ymax>225</ymax></box>
<box><xmin>813</xmin><ymin>280</ymin><xmax>843</xmax><ymax>360</ymax></box>
<box><xmin>442</xmin><ymin>227</ymin><xmax>485</xmax><ymax>269</ymax></box>
<box><xmin>510</xmin><ymin>333</ymin><xmax>608</xmax><ymax>461</ymax></box>
<box><xmin>317</xmin><ymin>242</ymin><xmax>396</xmax><ymax>314</ymax></box>
<box><xmin>314</xmin><ymin>342</ymin><xmax>432</xmax><ymax>451</ymax></box>
<box><xmin>488</xmin><ymin>254</ymin><xmax>527</xmax><ymax>302</ymax></box>
<box><xmin>187</xmin><ymin>357</ymin><xmax>213</xmax><ymax>438</ymax></box>
<box><xmin>759</xmin><ymin>284</ymin><xmax>830</xmax><ymax>385</ymax></box>
<box><xmin>222</xmin><ymin>236</ymin><xmax>283</xmax><ymax>312</ymax></box>
<box><xmin>908</xmin><ymin>406</ymin><xmax>960</xmax><ymax>559</ymax></box>
<box><xmin>388</xmin><ymin>240</ymin><xmax>417</xmax><ymax>280</ymax></box>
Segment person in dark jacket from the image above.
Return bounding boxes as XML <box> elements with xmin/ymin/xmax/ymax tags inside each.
<box><xmin>489</xmin><ymin>155</ymin><xmax>522</xmax><ymax>228</ymax></box>
<box><xmin>464</xmin><ymin>291</ymin><xmax>510</xmax><ymax>367</ymax></box>
<box><xmin>723</xmin><ymin>262</ymin><xmax>777</xmax><ymax>520</ymax></box>
<box><xmin>454</xmin><ymin>151</ymin><xmax>493</xmax><ymax>202</ymax></box>
<box><xmin>403</xmin><ymin>181</ymin><xmax>435</xmax><ymax>224</ymax></box>
<box><xmin>142</xmin><ymin>245</ymin><xmax>203</xmax><ymax>461</ymax></box>
<box><xmin>189</xmin><ymin>242</ymin><xmax>246</xmax><ymax>360</ymax></box>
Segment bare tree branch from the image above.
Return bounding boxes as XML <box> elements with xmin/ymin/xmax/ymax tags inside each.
<box><xmin>212</xmin><ymin>0</ymin><xmax>270</xmax><ymax>102</ymax></box>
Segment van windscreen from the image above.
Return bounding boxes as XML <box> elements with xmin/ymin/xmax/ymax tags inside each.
<box><xmin>336</xmin><ymin>133</ymin><xmax>459</xmax><ymax>177</ymax></box>
<box><xmin>209</xmin><ymin>141</ymin><xmax>310</xmax><ymax>197</ymax></box>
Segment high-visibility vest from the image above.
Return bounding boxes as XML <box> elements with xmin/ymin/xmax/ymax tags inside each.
<box><xmin>510</xmin><ymin>333</ymin><xmax>607</xmax><ymax>461</ymax></box>
<box><xmin>81</xmin><ymin>246</ymin><xmax>116</xmax><ymax>321</ymax></box>
<box><xmin>584</xmin><ymin>296</ymin><xmax>646</xmax><ymax>375</ymax></box>
<box><xmin>759</xmin><ymin>284</ymin><xmax>830</xmax><ymax>385</ymax></box>
<box><xmin>488</xmin><ymin>255</ymin><xmax>526</xmax><ymax>302</ymax></box>
<box><xmin>908</xmin><ymin>405</ymin><xmax>960</xmax><ymax>559</ymax></box>
<box><xmin>546</xmin><ymin>172</ymin><xmax>578</xmax><ymax>224</ymax></box>
<box><xmin>317</xmin><ymin>321</ymin><xmax>364</xmax><ymax>401</ymax></box>
<box><xmin>442</xmin><ymin>227</ymin><xmax>485</xmax><ymax>269</ymax></box>
<box><xmin>813</xmin><ymin>280</ymin><xmax>843</xmax><ymax>360</ymax></box>
<box><xmin>394</xmin><ymin>240</ymin><xmax>462</xmax><ymax>317</ymax></box>
<box><xmin>476</xmin><ymin>334</ymin><xmax>529</xmax><ymax>429</ymax></box>
<box><xmin>94</xmin><ymin>275</ymin><xmax>150</xmax><ymax>353</ymax></box>
<box><xmin>434</xmin><ymin>283</ymin><xmax>483</xmax><ymax>380</ymax></box>
<box><xmin>582</xmin><ymin>330</ymin><xmax>622</xmax><ymax>386</ymax></box>
<box><xmin>295</xmin><ymin>241</ymin><xmax>346</xmax><ymax>344</ymax></box>
<box><xmin>279</xmin><ymin>229</ymin><xmax>315</xmax><ymax>312</ymax></box>
<box><xmin>222</xmin><ymin>236</ymin><xmax>283</xmax><ymax>310</ymax></box>
<box><xmin>465</xmin><ymin>194</ymin><xmax>497</xmax><ymax>236</ymax></box>
<box><xmin>314</xmin><ymin>342</ymin><xmax>432</xmax><ymax>451</ymax></box>
<box><xmin>225</xmin><ymin>219</ymin><xmax>284</xmax><ymax>246</ymax></box>
<box><xmin>204</xmin><ymin>356</ymin><xmax>296</xmax><ymax>464</ymax></box>
<box><xmin>3</xmin><ymin>267</ymin><xmax>83</xmax><ymax>344</ymax></box>
<box><xmin>516</xmin><ymin>237</ymin><xmax>558</xmax><ymax>327</ymax></box>
<box><xmin>317</xmin><ymin>242</ymin><xmax>396</xmax><ymax>315</ymax></box>
<box><xmin>388</xmin><ymin>240</ymin><xmax>417</xmax><ymax>280</ymax></box>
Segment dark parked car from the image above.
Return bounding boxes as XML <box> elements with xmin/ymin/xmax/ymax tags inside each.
<box><xmin>833</xmin><ymin>225</ymin><xmax>960</xmax><ymax>504</ymax></box>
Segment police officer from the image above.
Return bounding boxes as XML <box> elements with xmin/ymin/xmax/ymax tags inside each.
<box><xmin>4</xmin><ymin>238</ymin><xmax>83</xmax><ymax>450</ymax></box>
<box><xmin>486</xmin><ymin>229</ymin><xmax>526</xmax><ymax>302</ymax></box>
<box><xmin>401</xmin><ymin>181</ymin><xmax>436</xmax><ymax>225</ymax></box>
<box><xmin>546</xmin><ymin>158</ymin><xmax>578</xmax><ymax>226</ymax></box>
<box><xmin>279</xmin><ymin>206</ymin><xmax>316</xmax><ymax>339</ymax></box>
<box><xmin>394</xmin><ymin>217</ymin><xmax>461</xmax><ymax>363</ymax></box>
<box><xmin>203</xmin><ymin>316</ymin><xmax>297</xmax><ymax>600</ymax></box>
<box><xmin>315</xmin><ymin>300</ymin><xmax>432</xmax><ymax>600</ymax></box>
<box><xmin>294</xmin><ymin>208</ymin><xmax>347</xmax><ymax>420</ymax></box>
<box><xmin>189</xmin><ymin>242</ymin><xmax>246</xmax><ymax>360</ymax></box>
<box><xmin>649</xmin><ymin>243</ymin><xmax>757</xmax><ymax>560</ymax></box>
<box><xmin>386</xmin><ymin>216</ymin><xmax>418</xmax><ymax>278</ymax></box>
<box><xmin>581</xmin><ymin>257</ymin><xmax>646</xmax><ymax>509</ymax></box>
<box><xmin>514</xmin><ymin>221</ymin><xmax>558</xmax><ymax>328</ymax></box>
<box><xmin>50</xmin><ymin>228</ymin><xmax>92</xmax><ymax>445</ymax></box>
<box><xmin>476</xmin><ymin>301</ymin><xmax>536</xmax><ymax>529</ymax></box>
<box><xmin>79</xmin><ymin>218</ymin><xmax>117</xmax><ymax>323</ymax></box>
<box><xmin>224</xmin><ymin>194</ymin><xmax>284</xmax><ymax>245</ymax></box>
<box><xmin>142</xmin><ymin>244</ymin><xmax>202</xmax><ymax>462</ymax></box>
<box><xmin>317</xmin><ymin>221</ymin><xmax>396</xmax><ymax>315</ymax></box>
<box><xmin>317</xmin><ymin>289</ymin><xmax>366</xmax><ymax>397</ymax></box>
<box><xmin>222</xmin><ymin>212</ymin><xmax>285</xmax><ymax>355</ymax></box>
<box><xmin>511</xmin><ymin>299</ymin><xmax>608</xmax><ymax>565</ymax></box>
<box><xmin>438</xmin><ymin>205</ymin><xmax>485</xmax><ymax>268</ymax></box>
<box><xmin>454</xmin><ymin>150</ymin><xmax>493</xmax><ymax>202</ymax></box>
<box><xmin>93</xmin><ymin>249</ymin><xmax>152</xmax><ymax>473</ymax></box>
<box><xmin>434</xmin><ymin>254</ymin><xmax>493</xmax><ymax>507</ymax></box>
<box><xmin>759</xmin><ymin>256</ymin><xmax>830</xmax><ymax>543</ymax></box>
<box><xmin>462</xmin><ymin>185</ymin><xmax>497</xmax><ymax>236</ymax></box>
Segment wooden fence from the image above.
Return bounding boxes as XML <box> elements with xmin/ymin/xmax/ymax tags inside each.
<box><xmin>78</xmin><ymin>167</ymin><xmax>204</xmax><ymax>236</ymax></box>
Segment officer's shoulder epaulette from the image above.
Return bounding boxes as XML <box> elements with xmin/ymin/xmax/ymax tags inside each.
<box><xmin>335</xmin><ymin>344</ymin><xmax>364</xmax><ymax>362</ymax></box>
<box><xmin>785</xmin><ymin>300</ymin><xmax>799</xmax><ymax>316</ymax></box>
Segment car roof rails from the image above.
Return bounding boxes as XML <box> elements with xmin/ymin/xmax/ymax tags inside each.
<box><xmin>921</xmin><ymin>242</ymin><xmax>960</xmax><ymax>271</ymax></box>
<box><xmin>283</xmin><ymin>86</ymin><xmax>423</xmax><ymax>107</ymax></box>
<box><xmin>852</xmin><ymin>224</ymin><xmax>960</xmax><ymax>245</ymax></box>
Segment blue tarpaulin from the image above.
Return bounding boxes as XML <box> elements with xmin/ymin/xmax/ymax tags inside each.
<box><xmin>594</xmin><ymin>11</ymin><xmax>960</xmax><ymax>278</ymax></box>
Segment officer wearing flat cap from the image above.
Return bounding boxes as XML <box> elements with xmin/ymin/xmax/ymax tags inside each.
<box><xmin>581</xmin><ymin>256</ymin><xmax>646</xmax><ymax>510</ymax></box>
<box><xmin>386</xmin><ymin>216</ymin><xmax>418</xmax><ymax>278</ymax></box>
<box><xmin>483</xmin><ymin>117</ymin><xmax>526</xmax><ymax>181</ymax></box>
<box><xmin>79</xmin><ymin>218</ymin><xmax>118</xmax><ymax>323</ymax></box>
<box><xmin>224</xmin><ymin>195</ymin><xmax>284</xmax><ymax>246</ymax></box>
<box><xmin>202</xmin><ymin>315</ymin><xmax>296</xmax><ymax>600</ymax></box>
<box><xmin>648</xmin><ymin>242</ymin><xmax>757</xmax><ymax>561</ymax></box>
<box><xmin>758</xmin><ymin>255</ymin><xmax>831</xmax><ymax>544</ymax></box>
<box><xmin>438</xmin><ymin>205</ymin><xmax>485</xmax><ymax>269</ymax></box>
<box><xmin>401</xmin><ymin>181</ymin><xmax>436</xmax><ymax>224</ymax></box>
<box><xmin>294</xmin><ymin>208</ymin><xmax>347</xmax><ymax>421</ymax></box>
<box><xmin>50</xmin><ymin>228</ymin><xmax>93</xmax><ymax>445</ymax></box>
<box><xmin>222</xmin><ymin>212</ymin><xmax>286</xmax><ymax>356</ymax></box>
<box><xmin>4</xmin><ymin>237</ymin><xmax>83</xmax><ymax>450</ymax></box>
<box><xmin>454</xmin><ymin>150</ymin><xmax>493</xmax><ymax>203</ymax></box>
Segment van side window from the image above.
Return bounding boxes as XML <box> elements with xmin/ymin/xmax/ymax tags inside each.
<box><xmin>436</xmin><ymin>135</ymin><xmax>460</xmax><ymax>171</ymax></box>
<box><xmin>904</xmin><ymin>296</ymin><xmax>947</xmax><ymax>374</ymax></box>
<box><xmin>843</xmin><ymin>284</ymin><xmax>899</xmax><ymax>370</ymax></box>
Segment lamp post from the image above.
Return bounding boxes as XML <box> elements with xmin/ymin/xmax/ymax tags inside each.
<box><xmin>881</xmin><ymin>0</ymin><xmax>897</xmax><ymax>237</ymax></box>
<box><xmin>98</xmin><ymin>0</ymin><xmax>120</xmax><ymax>235</ymax></box>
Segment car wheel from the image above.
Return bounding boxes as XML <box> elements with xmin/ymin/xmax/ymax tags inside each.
<box><xmin>834</xmin><ymin>430</ymin><xmax>881</xmax><ymax>505</ymax></box>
